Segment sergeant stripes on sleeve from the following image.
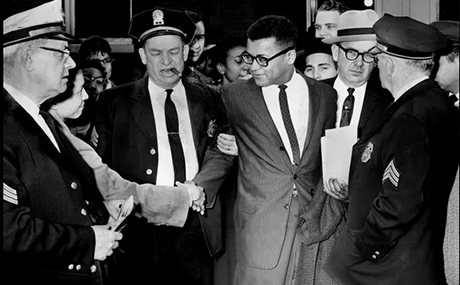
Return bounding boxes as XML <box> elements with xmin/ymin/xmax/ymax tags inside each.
<box><xmin>382</xmin><ymin>159</ymin><xmax>400</xmax><ymax>188</ymax></box>
<box><xmin>3</xmin><ymin>183</ymin><xmax>18</xmax><ymax>205</ymax></box>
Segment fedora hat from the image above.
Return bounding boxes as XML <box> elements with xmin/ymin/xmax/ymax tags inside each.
<box><xmin>323</xmin><ymin>9</ymin><xmax>379</xmax><ymax>44</ymax></box>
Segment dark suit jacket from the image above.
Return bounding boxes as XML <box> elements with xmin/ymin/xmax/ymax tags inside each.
<box><xmin>3</xmin><ymin>89</ymin><xmax>110</xmax><ymax>285</ymax></box>
<box><xmin>322</xmin><ymin>72</ymin><xmax>393</xmax><ymax>139</ymax></box>
<box><xmin>325</xmin><ymin>79</ymin><xmax>459</xmax><ymax>285</ymax></box>
<box><xmin>195</xmin><ymin>71</ymin><xmax>337</xmax><ymax>271</ymax></box>
<box><xmin>93</xmin><ymin>76</ymin><xmax>231</xmax><ymax>258</ymax></box>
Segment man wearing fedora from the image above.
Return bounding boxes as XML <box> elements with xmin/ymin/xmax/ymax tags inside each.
<box><xmin>321</xmin><ymin>10</ymin><xmax>393</xmax><ymax>201</ymax></box>
<box><xmin>3</xmin><ymin>0</ymin><xmax>122</xmax><ymax>284</ymax></box>
<box><xmin>430</xmin><ymin>20</ymin><xmax>460</xmax><ymax>285</ymax></box>
<box><xmin>325</xmin><ymin>14</ymin><xmax>458</xmax><ymax>285</ymax></box>
<box><xmin>92</xmin><ymin>7</ymin><xmax>231</xmax><ymax>285</ymax></box>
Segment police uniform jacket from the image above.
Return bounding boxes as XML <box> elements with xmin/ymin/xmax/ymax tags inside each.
<box><xmin>325</xmin><ymin>78</ymin><xmax>459</xmax><ymax>285</ymax></box>
<box><xmin>3</xmin><ymin>89</ymin><xmax>110</xmax><ymax>285</ymax></box>
<box><xmin>93</xmin><ymin>75</ymin><xmax>231</xmax><ymax>257</ymax></box>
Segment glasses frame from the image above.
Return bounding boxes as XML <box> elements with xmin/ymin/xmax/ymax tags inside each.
<box><xmin>83</xmin><ymin>76</ymin><xmax>107</xmax><ymax>87</ymax></box>
<box><xmin>241</xmin><ymin>46</ymin><xmax>296</xmax><ymax>67</ymax></box>
<box><xmin>336</xmin><ymin>44</ymin><xmax>375</xmax><ymax>64</ymax></box>
<box><xmin>39</xmin><ymin>46</ymin><xmax>71</xmax><ymax>62</ymax></box>
<box><xmin>95</xmin><ymin>57</ymin><xmax>114</xmax><ymax>65</ymax></box>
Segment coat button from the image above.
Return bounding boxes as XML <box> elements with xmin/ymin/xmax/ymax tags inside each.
<box><xmin>71</xmin><ymin>182</ymin><xmax>78</xmax><ymax>189</ymax></box>
<box><xmin>150</xmin><ymin>148</ymin><xmax>156</xmax><ymax>155</ymax></box>
<box><xmin>375</xmin><ymin>251</ymin><xmax>380</xmax><ymax>256</ymax></box>
<box><xmin>146</xmin><ymin>169</ymin><xmax>153</xmax><ymax>175</ymax></box>
<box><xmin>90</xmin><ymin>265</ymin><xmax>97</xmax><ymax>273</ymax></box>
<box><xmin>81</xmin><ymin>208</ymin><xmax>87</xmax><ymax>216</ymax></box>
<box><xmin>280</xmin><ymin>146</ymin><xmax>286</xmax><ymax>151</ymax></box>
<box><xmin>293</xmin><ymin>174</ymin><xmax>297</xmax><ymax>179</ymax></box>
<box><xmin>68</xmin><ymin>264</ymin><xmax>74</xmax><ymax>270</ymax></box>
<box><xmin>76</xmin><ymin>264</ymin><xmax>81</xmax><ymax>270</ymax></box>
<box><xmin>284</xmin><ymin>204</ymin><xmax>289</xmax><ymax>209</ymax></box>
<box><xmin>372</xmin><ymin>254</ymin><xmax>377</xmax><ymax>259</ymax></box>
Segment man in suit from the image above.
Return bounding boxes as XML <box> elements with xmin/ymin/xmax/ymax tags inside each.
<box><xmin>3</xmin><ymin>1</ymin><xmax>122</xmax><ymax>284</ymax></box>
<box><xmin>314</xmin><ymin>0</ymin><xmax>349</xmax><ymax>39</ymax></box>
<box><xmin>430</xmin><ymin>20</ymin><xmax>459</xmax><ymax>285</ymax></box>
<box><xmin>321</xmin><ymin>10</ymin><xmax>393</xmax><ymax>201</ymax></box>
<box><xmin>325</xmin><ymin>14</ymin><xmax>458</xmax><ymax>285</ymax></box>
<box><xmin>93</xmin><ymin>7</ymin><xmax>230</xmax><ymax>285</ymax></box>
<box><xmin>194</xmin><ymin>14</ymin><xmax>338</xmax><ymax>284</ymax></box>
<box><xmin>302</xmin><ymin>35</ymin><xmax>337</xmax><ymax>80</ymax></box>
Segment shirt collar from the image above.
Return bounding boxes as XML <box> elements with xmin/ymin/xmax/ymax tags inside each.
<box><xmin>148</xmin><ymin>77</ymin><xmax>185</xmax><ymax>97</ymax></box>
<box><xmin>4</xmin><ymin>82</ymin><xmax>40</xmax><ymax>118</ymax></box>
<box><xmin>335</xmin><ymin>76</ymin><xmax>368</xmax><ymax>94</ymax></box>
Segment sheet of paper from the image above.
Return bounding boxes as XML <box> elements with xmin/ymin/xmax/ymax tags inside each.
<box><xmin>108</xmin><ymin>195</ymin><xmax>134</xmax><ymax>232</ymax></box>
<box><xmin>321</xmin><ymin>126</ymin><xmax>358</xmax><ymax>185</ymax></box>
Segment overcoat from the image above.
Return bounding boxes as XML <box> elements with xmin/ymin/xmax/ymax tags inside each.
<box><xmin>325</xmin><ymin>79</ymin><xmax>459</xmax><ymax>285</ymax></box>
<box><xmin>3</xmin><ymin>89</ymin><xmax>110</xmax><ymax>285</ymax></box>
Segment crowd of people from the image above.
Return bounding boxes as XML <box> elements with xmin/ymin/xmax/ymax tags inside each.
<box><xmin>3</xmin><ymin>0</ymin><xmax>459</xmax><ymax>285</ymax></box>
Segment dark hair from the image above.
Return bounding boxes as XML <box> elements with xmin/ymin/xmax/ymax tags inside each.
<box><xmin>81</xmin><ymin>58</ymin><xmax>106</xmax><ymax>77</ymax></box>
<box><xmin>317</xmin><ymin>0</ymin><xmax>350</xmax><ymax>14</ymax></box>
<box><xmin>40</xmin><ymin>52</ymin><xmax>82</xmax><ymax>111</ymax></box>
<box><xmin>78</xmin><ymin>35</ymin><xmax>112</xmax><ymax>60</ymax></box>
<box><xmin>247</xmin><ymin>15</ymin><xmax>298</xmax><ymax>48</ymax></box>
<box><xmin>212</xmin><ymin>34</ymin><xmax>247</xmax><ymax>66</ymax></box>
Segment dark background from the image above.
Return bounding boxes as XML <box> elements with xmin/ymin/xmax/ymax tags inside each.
<box><xmin>73</xmin><ymin>0</ymin><xmax>457</xmax><ymax>85</ymax></box>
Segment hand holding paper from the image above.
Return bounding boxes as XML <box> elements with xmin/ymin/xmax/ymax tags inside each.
<box><xmin>107</xmin><ymin>195</ymin><xmax>134</xmax><ymax>232</ymax></box>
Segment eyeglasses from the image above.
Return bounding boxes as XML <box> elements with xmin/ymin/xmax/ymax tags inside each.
<box><xmin>241</xmin><ymin>46</ymin><xmax>296</xmax><ymax>67</ymax></box>
<box><xmin>95</xmin><ymin>58</ymin><xmax>114</xmax><ymax>65</ymax></box>
<box><xmin>39</xmin><ymin>46</ymin><xmax>71</xmax><ymax>62</ymax></box>
<box><xmin>336</xmin><ymin>44</ymin><xmax>375</xmax><ymax>64</ymax></box>
<box><xmin>84</xmin><ymin>76</ymin><xmax>106</xmax><ymax>87</ymax></box>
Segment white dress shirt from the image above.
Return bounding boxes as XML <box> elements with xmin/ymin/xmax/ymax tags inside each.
<box><xmin>262</xmin><ymin>71</ymin><xmax>309</xmax><ymax>164</ymax></box>
<box><xmin>148</xmin><ymin>79</ymin><xmax>199</xmax><ymax>186</ymax></box>
<box><xmin>4</xmin><ymin>83</ymin><xmax>60</xmax><ymax>152</ymax></box>
<box><xmin>333</xmin><ymin>76</ymin><xmax>367</xmax><ymax>129</ymax></box>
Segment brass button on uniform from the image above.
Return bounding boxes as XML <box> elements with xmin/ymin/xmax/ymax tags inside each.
<box><xmin>150</xmin><ymin>148</ymin><xmax>156</xmax><ymax>155</ymax></box>
<box><xmin>68</xmin><ymin>264</ymin><xmax>74</xmax><ymax>270</ymax></box>
<box><xmin>372</xmin><ymin>254</ymin><xmax>377</xmax><ymax>259</ymax></box>
<box><xmin>71</xmin><ymin>182</ymin><xmax>78</xmax><ymax>189</ymax></box>
<box><xmin>90</xmin><ymin>265</ymin><xmax>97</xmax><ymax>273</ymax></box>
<box><xmin>76</xmin><ymin>264</ymin><xmax>81</xmax><ymax>270</ymax></box>
<box><xmin>146</xmin><ymin>169</ymin><xmax>153</xmax><ymax>175</ymax></box>
<box><xmin>81</xmin><ymin>208</ymin><xmax>87</xmax><ymax>216</ymax></box>
<box><xmin>375</xmin><ymin>251</ymin><xmax>380</xmax><ymax>256</ymax></box>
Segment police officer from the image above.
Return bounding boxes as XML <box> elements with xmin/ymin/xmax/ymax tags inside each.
<box><xmin>325</xmin><ymin>14</ymin><xmax>458</xmax><ymax>285</ymax></box>
<box><xmin>3</xmin><ymin>1</ymin><xmax>122</xmax><ymax>284</ymax></box>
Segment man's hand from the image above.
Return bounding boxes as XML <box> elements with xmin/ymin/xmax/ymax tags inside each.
<box><xmin>103</xmin><ymin>199</ymin><xmax>125</xmax><ymax>220</ymax></box>
<box><xmin>217</xmin><ymin>133</ymin><xmax>238</xmax><ymax>156</ymax></box>
<box><xmin>91</xmin><ymin>225</ymin><xmax>123</xmax><ymax>261</ymax></box>
<box><xmin>177</xmin><ymin>181</ymin><xmax>206</xmax><ymax>215</ymax></box>
<box><xmin>324</xmin><ymin>177</ymin><xmax>349</xmax><ymax>202</ymax></box>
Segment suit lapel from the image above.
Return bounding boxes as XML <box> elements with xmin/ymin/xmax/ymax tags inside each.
<box><xmin>300</xmin><ymin>73</ymin><xmax>318</xmax><ymax>154</ymax></box>
<box><xmin>125</xmin><ymin>77</ymin><xmax>159</xmax><ymax>147</ymax></box>
<box><xmin>183</xmin><ymin>82</ymin><xmax>208</xmax><ymax>151</ymax></box>
<box><xmin>358</xmin><ymin>83</ymin><xmax>380</xmax><ymax>131</ymax></box>
<box><xmin>245</xmin><ymin>79</ymin><xmax>290</xmax><ymax>166</ymax></box>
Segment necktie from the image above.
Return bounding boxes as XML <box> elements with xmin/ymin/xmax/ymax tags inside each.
<box><xmin>279</xmin><ymin>85</ymin><xmax>300</xmax><ymax>165</ymax></box>
<box><xmin>164</xmin><ymin>89</ymin><xmax>186</xmax><ymax>183</ymax></box>
<box><xmin>340</xmin><ymin>87</ymin><xmax>355</xmax><ymax>127</ymax></box>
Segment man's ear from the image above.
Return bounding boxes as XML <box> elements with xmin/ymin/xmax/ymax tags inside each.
<box><xmin>183</xmin><ymin>44</ymin><xmax>190</xmax><ymax>62</ymax></box>
<box><xmin>332</xmin><ymin>44</ymin><xmax>339</xmax><ymax>62</ymax></box>
<box><xmin>23</xmin><ymin>47</ymin><xmax>35</xmax><ymax>71</ymax></box>
<box><xmin>216</xmin><ymin>62</ymin><xmax>226</xmax><ymax>75</ymax></box>
<box><xmin>287</xmin><ymin>49</ymin><xmax>297</xmax><ymax>65</ymax></box>
<box><xmin>138</xmin><ymin>47</ymin><xmax>147</xmax><ymax>65</ymax></box>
